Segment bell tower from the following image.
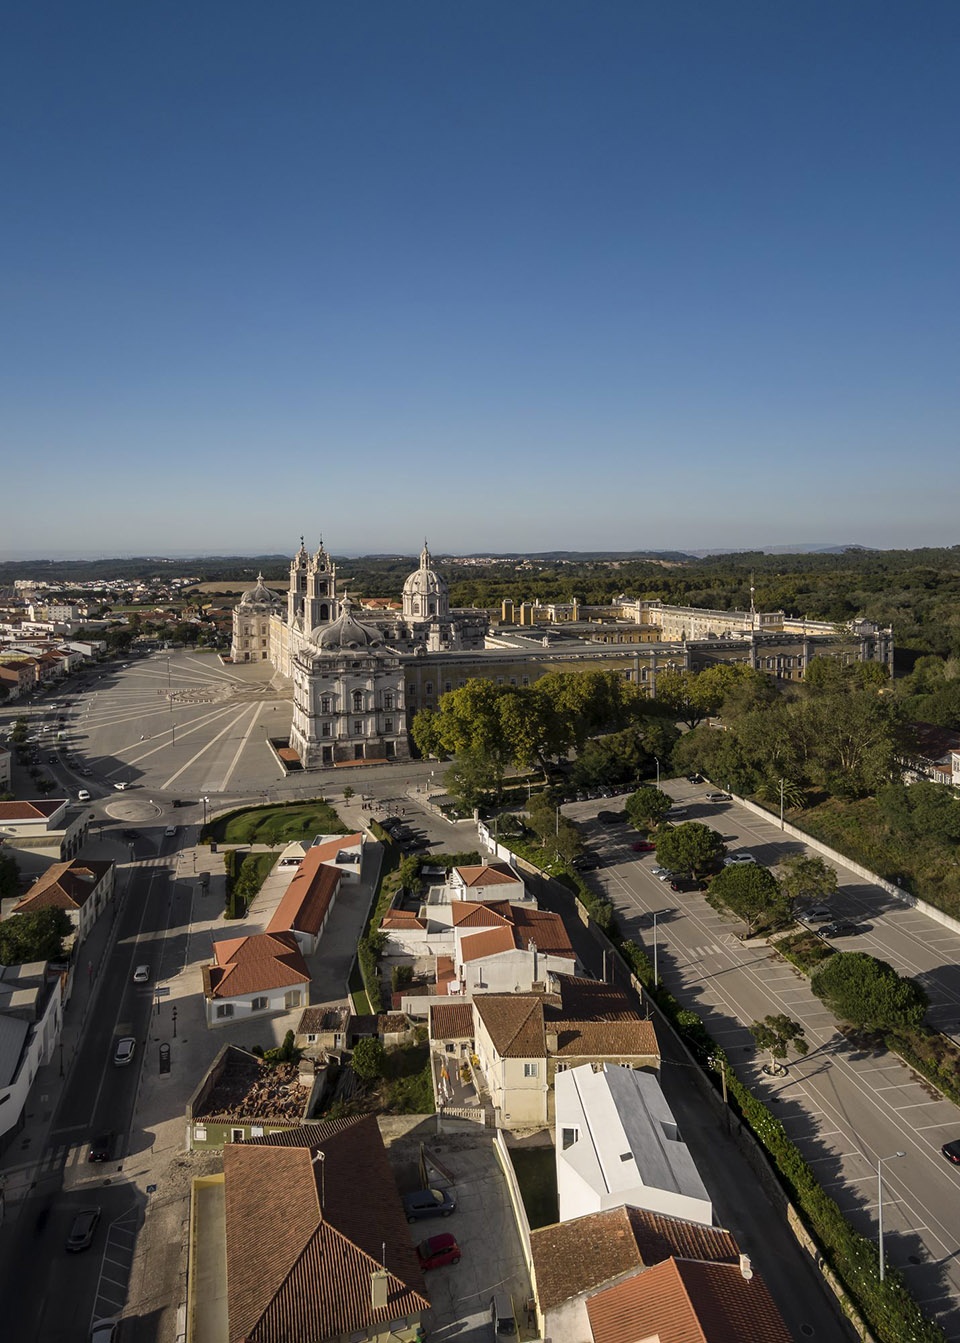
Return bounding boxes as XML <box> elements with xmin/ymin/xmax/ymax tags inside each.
<box><xmin>288</xmin><ymin>536</ymin><xmax>310</xmax><ymax>627</ymax></box>
<box><xmin>305</xmin><ymin>536</ymin><xmax>339</xmax><ymax>630</ymax></box>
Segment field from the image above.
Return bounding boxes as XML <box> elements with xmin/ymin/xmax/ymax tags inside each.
<box><xmin>206</xmin><ymin>799</ymin><xmax>349</xmax><ymax>845</ymax></box>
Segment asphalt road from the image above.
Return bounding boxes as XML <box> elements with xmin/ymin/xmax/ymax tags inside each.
<box><xmin>0</xmin><ymin>851</ymin><xmax>175</xmax><ymax>1343</ymax></box>
<box><xmin>563</xmin><ymin>782</ymin><xmax>960</xmax><ymax>1338</ymax></box>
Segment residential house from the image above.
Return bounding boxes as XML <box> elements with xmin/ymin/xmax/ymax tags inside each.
<box><xmin>0</xmin><ymin>745</ymin><xmax>10</xmax><ymax>791</ymax></box>
<box><xmin>530</xmin><ymin>1205</ymin><xmax>740</xmax><ymax>1343</ymax></box>
<box><xmin>185</xmin><ymin>1115</ymin><xmax>429</xmax><ymax>1343</ymax></box>
<box><xmin>265</xmin><ymin>851</ymin><xmax>341</xmax><ymax>955</ymax></box>
<box><xmin>0</xmin><ymin>961</ymin><xmax>63</xmax><ymax>1152</ymax></box>
<box><xmin>471</xmin><ymin>978</ymin><xmax>659</xmax><ymax>1127</ymax></box>
<box><xmin>586</xmin><ymin>1253</ymin><xmax>792</xmax><ymax>1343</ymax></box>
<box><xmin>11</xmin><ymin>858</ymin><xmax>115</xmax><ymax>947</ymax></box>
<box><xmin>0</xmin><ymin>799</ymin><xmax>90</xmax><ymax>877</ymax></box>
<box><xmin>202</xmin><ymin>932</ymin><xmax>311</xmax><ymax>1027</ymax></box>
<box><xmin>0</xmin><ymin>659</ymin><xmax>38</xmax><ymax>698</ymax></box>
<box><xmin>555</xmin><ymin>1062</ymin><xmax>712</xmax><ymax>1224</ymax></box>
<box><xmin>448</xmin><ymin>862</ymin><xmax>526</xmax><ymax>903</ymax></box>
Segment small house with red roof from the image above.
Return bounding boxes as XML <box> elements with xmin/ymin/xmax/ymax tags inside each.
<box><xmin>266</xmin><ymin>851</ymin><xmax>342</xmax><ymax>955</ymax></box>
<box><xmin>11</xmin><ymin>858</ymin><xmax>114</xmax><ymax>946</ymax></box>
<box><xmin>202</xmin><ymin>932</ymin><xmax>311</xmax><ymax>1027</ymax></box>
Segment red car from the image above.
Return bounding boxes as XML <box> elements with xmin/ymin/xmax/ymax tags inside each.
<box><xmin>417</xmin><ymin>1233</ymin><xmax>462</xmax><ymax>1270</ymax></box>
<box><xmin>632</xmin><ymin>840</ymin><xmax>656</xmax><ymax>852</ymax></box>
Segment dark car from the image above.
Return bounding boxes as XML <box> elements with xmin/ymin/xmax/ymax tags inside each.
<box><xmin>597</xmin><ymin>810</ymin><xmax>625</xmax><ymax>825</ymax></box>
<box><xmin>631</xmin><ymin>840</ymin><xmax>656</xmax><ymax>852</ymax></box>
<box><xmin>416</xmin><ymin>1232</ymin><xmax>461</xmax><ymax>1269</ymax></box>
<box><xmin>671</xmin><ymin>877</ymin><xmax>707</xmax><ymax>893</ymax></box>
<box><xmin>121</xmin><ymin>829</ymin><xmax>139</xmax><ymax>842</ymax></box>
<box><xmin>66</xmin><ymin>1207</ymin><xmax>101</xmax><ymax>1252</ymax></box>
<box><xmin>687</xmin><ymin>774</ymin><xmax>703</xmax><ymax>784</ymax></box>
<box><xmin>817</xmin><ymin>921</ymin><xmax>860</xmax><ymax>939</ymax></box>
<box><xmin>942</xmin><ymin>1139</ymin><xmax>960</xmax><ymax>1165</ymax></box>
<box><xmin>88</xmin><ymin>1132</ymin><xmax>115</xmax><ymax>1163</ymax></box>
<box><xmin>573</xmin><ymin>854</ymin><xmax>602</xmax><ymax>871</ymax></box>
<box><xmin>402</xmin><ymin>1186</ymin><xmax>457</xmax><ymax>1222</ymax></box>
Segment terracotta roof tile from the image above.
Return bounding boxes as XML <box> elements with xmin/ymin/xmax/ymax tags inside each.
<box><xmin>454</xmin><ymin>863</ymin><xmax>522</xmax><ymax>888</ymax></box>
<box><xmin>474</xmin><ymin>995</ymin><xmax>546</xmax><ymax>1058</ymax></box>
<box><xmin>551</xmin><ymin>1019</ymin><xmax>659</xmax><ymax>1060</ymax></box>
<box><xmin>508</xmin><ymin>906</ymin><xmax>575</xmax><ymax>959</ymax></box>
<box><xmin>531</xmin><ymin>1205</ymin><xmax>740</xmax><ymax>1312</ymax></box>
<box><xmin>13</xmin><ymin>859</ymin><xmax>112</xmax><ymax>913</ymax></box>
<box><xmin>459</xmin><ymin>926</ymin><xmax>517</xmax><ymax>962</ymax></box>
<box><xmin>380</xmin><ymin>909</ymin><xmax>426</xmax><ymax>930</ymax></box>
<box><xmin>586</xmin><ymin>1256</ymin><xmax>792</xmax><ymax>1343</ymax></box>
<box><xmin>429</xmin><ymin>1002</ymin><xmax>475</xmax><ymax>1039</ymax></box>
<box><xmin>225</xmin><ymin>1115</ymin><xmax>428</xmax><ymax>1343</ymax></box>
<box><xmin>266</xmin><ymin>853</ymin><xmax>340</xmax><ymax>937</ymax></box>
<box><xmin>206</xmin><ymin>932</ymin><xmax>311</xmax><ymax>1000</ymax></box>
<box><xmin>310</xmin><ymin>832</ymin><xmax>362</xmax><ymax>864</ymax></box>
<box><xmin>0</xmin><ymin>799</ymin><xmax>66</xmax><ymax>822</ymax></box>
<box><xmin>552</xmin><ymin>974</ymin><xmax>639</xmax><ymax>1021</ymax></box>
<box><xmin>451</xmin><ymin>901</ymin><xmax>511</xmax><ymax>928</ymax></box>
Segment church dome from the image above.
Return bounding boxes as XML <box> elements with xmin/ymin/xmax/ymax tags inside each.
<box><xmin>239</xmin><ymin>574</ymin><xmax>283</xmax><ymax>609</ymax></box>
<box><xmin>402</xmin><ymin>541</ymin><xmax>449</xmax><ymax>619</ymax></box>
<box><xmin>313</xmin><ymin>597</ymin><xmax>383</xmax><ymax>650</ymax></box>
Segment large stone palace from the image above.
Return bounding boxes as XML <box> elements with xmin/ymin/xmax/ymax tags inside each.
<box><xmin>230</xmin><ymin>538</ymin><xmax>894</xmax><ymax>769</ymax></box>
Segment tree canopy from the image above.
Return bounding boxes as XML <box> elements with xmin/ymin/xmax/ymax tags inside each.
<box><xmin>655</xmin><ymin>822</ymin><xmax>726</xmax><ymax>878</ymax></box>
<box><xmin>0</xmin><ymin>908</ymin><xmax>72</xmax><ymax>964</ymax></box>
<box><xmin>811</xmin><ymin>952</ymin><xmax>928</xmax><ymax>1032</ymax></box>
<box><xmin>625</xmin><ymin>786</ymin><xmax>673</xmax><ymax>831</ymax></box>
<box><xmin>776</xmin><ymin>854</ymin><xmax>840</xmax><ymax>909</ymax></box>
<box><xmin>749</xmin><ymin>1014</ymin><xmax>809</xmax><ymax>1066</ymax></box>
<box><xmin>708</xmin><ymin>863</ymin><xmax>789</xmax><ymax>933</ymax></box>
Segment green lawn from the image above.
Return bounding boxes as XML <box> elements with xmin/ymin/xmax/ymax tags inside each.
<box><xmin>382</xmin><ymin>1044</ymin><xmax>436</xmax><ymax>1114</ymax></box>
<box><xmin>509</xmin><ymin>1146</ymin><xmax>559</xmax><ymax>1229</ymax></box>
<box><xmin>207</xmin><ymin>799</ymin><xmax>348</xmax><ymax>845</ymax></box>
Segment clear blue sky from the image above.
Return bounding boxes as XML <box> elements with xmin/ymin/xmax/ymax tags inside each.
<box><xmin>2</xmin><ymin>2</ymin><xmax>958</xmax><ymax>559</ymax></box>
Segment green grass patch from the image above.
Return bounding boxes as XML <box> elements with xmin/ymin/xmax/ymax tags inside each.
<box><xmin>774</xmin><ymin>929</ymin><xmax>836</xmax><ymax>973</ymax></box>
<box><xmin>382</xmin><ymin>1044</ymin><xmax>436</xmax><ymax>1114</ymax></box>
<box><xmin>205</xmin><ymin>799</ymin><xmax>349</xmax><ymax>845</ymax></box>
<box><xmin>509</xmin><ymin>1146</ymin><xmax>559</xmax><ymax>1230</ymax></box>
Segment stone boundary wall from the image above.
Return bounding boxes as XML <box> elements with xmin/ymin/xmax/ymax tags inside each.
<box><xmin>493</xmin><ymin>1128</ymin><xmax>534</xmax><ymax>1282</ymax></box>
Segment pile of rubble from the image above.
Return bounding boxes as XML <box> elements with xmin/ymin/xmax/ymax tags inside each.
<box><xmin>197</xmin><ymin>1056</ymin><xmax>308</xmax><ymax>1122</ymax></box>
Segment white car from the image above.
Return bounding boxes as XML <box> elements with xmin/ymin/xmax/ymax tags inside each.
<box><xmin>113</xmin><ymin>1037</ymin><xmax>136</xmax><ymax>1066</ymax></box>
<box><xmin>114</xmin><ymin>781</ymin><xmax>129</xmax><ymax>791</ymax></box>
<box><xmin>724</xmin><ymin>852</ymin><xmax>757</xmax><ymax>866</ymax></box>
<box><xmin>133</xmin><ymin>965</ymin><xmax>150</xmax><ymax>984</ymax></box>
<box><xmin>657</xmin><ymin>870</ymin><xmax>675</xmax><ymax>882</ymax></box>
<box><xmin>651</xmin><ymin>865</ymin><xmax>670</xmax><ymax>877</ymax></box>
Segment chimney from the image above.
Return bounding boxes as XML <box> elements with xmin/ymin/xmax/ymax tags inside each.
<box><xmin>370</xmin><ymin>1269</ymin><xmax>389</xmax><ymax>1310</ymax></box>
<box><xmin>739</xmin><ymin>1254</ymin><xmax>753</xmax><ymax>1280</ymax></box>
<box><xmin>546</xmin><ymin>1032</ymin><xmax>558</xmax><ymax>1054</ymax></box>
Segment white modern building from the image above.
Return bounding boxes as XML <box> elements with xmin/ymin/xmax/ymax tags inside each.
<box><xmin>555</xmin><ymin>1062</ymin><xmax>712</xmax><ymax>1225</ymax></box>
<box><xmin>0</xmin><ymin>962</ymin><xmax>63</xmax><ymax>1152</ymax></box>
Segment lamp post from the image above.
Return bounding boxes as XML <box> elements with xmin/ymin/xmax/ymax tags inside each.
<box><xmin>877</xmin><ymin>1150</ymin><xmax>905</xmax><ymax>1282</ymax></box>
<box><xmin>172</xmin><ymin>1005</ymin><xmax>178</xmax><ymax>1039</ymax></box>
<box><xmin>655</xmin><ymin>757</ymin><xmax>660</xmax><ymax>789</ymax></box>
<box><xmin>202</xmin><ymin>795</ymin><xmax>209</xmax><ymax>829</ymax></box>
<box><xmin>779</xmin><ymin>778</ymin><xmax>785</xmax><ymax>830</ymax></box>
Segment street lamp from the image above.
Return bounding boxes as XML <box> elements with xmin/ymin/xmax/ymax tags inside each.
<box><xmin>202</xmin><ymin>795</ymin><xmax>209</xmax><ymax>828</ymax></box>
<box><xmin>877</xmin><ymin>1150</ymin><xmax>905</xmax><ymax>1282</ymax></box>
<box><xmin>779</xmin><ymin>778</ymin><xmax>785</xmax><ymax>830</ymax></box>
<box><xmin>172</xmin><ymin>1005</ymin><xmax>178</xmax><ymax>1039</ymax></box>
<box><xmin>654</xmin><ymin>756</ymin><xmax>660</xmax><ymax>789</ymax></box>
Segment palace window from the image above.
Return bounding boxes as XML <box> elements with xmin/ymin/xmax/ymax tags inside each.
<box><xmin>320</xmin><ymin>696</ymin><xmax>331</xmax><ymax>714</ymax></box>
<box><xmin>384</xmin><ymin>692</ymin><xmax>394</xmax><ymax>710</ymax></box>
<box><xmin>352</xmin><ymin>690</ymin><xmax>364</xmax><ymax>712</ymax></box>
<box><xmin>321</xmin><ymin>723</ymin><xmax>331</xmax><ymax>737</ymax></box>
<box><xmin>385</xmin><ymin>719</ymin><xmax>394</xmax><ymax>734</ymax></box>
<box><xmin>354</xmin><ymin>720</ymin><xmax>363</xmax><ymax>734</ymax></box>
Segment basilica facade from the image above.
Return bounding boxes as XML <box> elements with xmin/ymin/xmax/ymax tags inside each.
<box><xmin>229</xmin><ymin>537</ymin><xmax>489</xmax><ymax>766</ymax></box>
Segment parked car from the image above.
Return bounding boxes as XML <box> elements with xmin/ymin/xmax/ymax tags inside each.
<box><xmin>656</xmin><ymin>870</ymin><xmax>675</xmax><ymax>882</ymax></box>
<box><xmin>666</xmin><ymin>807</ymin><xmax>688</xmax><ymax>818</ymax></box>
<box><xmin>113</xmin><ymin>1036</ymin><xmax>136</xmax><ymax>1066</ymax></box>
<box><xmin>671</xmin><ymin>877</ymin><xmax>707</xmax><ymax>893</ymax></box>
<box><xmin>597</xmin><ymin>810</ymin><xmax>625</xmax><ymax>825</ymax></box>
<box><xmin>573</xmin><ymin>854</ymin><xmax>602</xmax><ymax>871</ymax></box>
<box><xmin>631</xmin><ymin>840</ymin><xmax>657</xmax><ymax>852</ymax></box>
<box><xmin>133</xmin><ymin>964</ymin><xmax>150</xmax><ymax>984</ymax></box>
<box><xmin>802</xmin><ymin>905</ymin><xmax>833</xmax><ymax>922</ymax></box>
<box><xmin>706</xmin><ymin>792</ymin><xmax>731</xmax><ymax>802</ymax></box>
<box><xmin>66</xmin><ymin>1207</ymin><xmax>101</xmax><ymax>1252</ymax></box>
<box><xmin>817</xmin><ymin>921</ymin><xmax>860</xmax><ymax>939</ymax></box>
<box><xmin>88</xmin><ymin>1132</ymin><xmax>115</xmax><ymax>1163</ymax></box>
<box><xmin>687</xmin><ymin>774</ymin><xmax>703</xmax><ymax>784</ymax></box>
<box><xmin>651</xmin><ymin>865</ymin><xmax>670</xmax><ymax>877</ymax></box>
<box><xmin>90</xmin><ymin>1320</ymin><xmax>118</xmax><ymax>1343</ymax></box>
<box><xmin>402</xmin><ymin>1187</ymin><xmax>457</xmax><ymax>1222</ymax></box>
<box><xmin>724</xmin><ymin>852</ymin><xmax>757</xmax><ymax>866</ymax></box>
<box><xmin>113</xmin><ymin>781</ymin><xmax>129</xmax><ymax>791</ymax></box>
<box><xmin>164</xmin><ymin>825</ymin><xmax>177</xmax><ymax>837</ymax></box>
<box><xmin>416</xmin><ymin>1232</ymin><xmax>461</xmax><ymax>1269</ymax></box>
<box><xmin>941</xmin><ymin>1139</ymin><xmax>960</xmax><ymax>1165</ymax></box>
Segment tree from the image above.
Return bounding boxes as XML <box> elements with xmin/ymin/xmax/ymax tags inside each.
<box><xmin>625</xmin><ymin>786</ymin><xmax>672</xmax><ymax>831</ymax></box>
<box><xmin>811</xmin><ymin>952</ymin><xmax>928</xmax><ymax>1032</ymax></box>
<box><xmin>444</xmin><ymin>751</ymin><xmax>497</xmax><ymax>810</ymax></box>
<box><xmin>708</xmin><ymin>863</ymin><xmax>790</xmax><ymax>933</ymax></box>
<box><xmin>0</xmin><ymin>851</ymin><xmax>20</xmax><ymax>901</ymax></box>
<box><xmin>352</xmin><ymin>1038</ymin><xmax>387</xmax><ymax>1081</ymax></box>
<box><xmin>653</xmin><ymin>669</ymin><xmax>710</xmax><ymax>729</ymax></box>
<box><xmin>0</xmin><ymin>908</ymin><xmax>72</xmax><ymax>964</ymax></box>
<box><xmin>776</xmin><ymin>854</ymin><xmax>839</xmax><ymax>911</ymax></box>
<box><xmin>655</xmin><ymin>822</ymin><xmax>726</xmax><ymax>878</ymax></box>
<box><xmin>749</xmin><ymin>1014</ymin><xmax>809</xmax><ymax>1071</ymax></box>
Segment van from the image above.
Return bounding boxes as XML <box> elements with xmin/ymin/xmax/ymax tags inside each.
<box><xmin>77</xmin><ymin>789</ymin><xmax>91</xmax><ymax>802</ymax></box>
<box><xmin>490</xmin><ymin>1293</ymin><xmax>517</xmax><ymax>1336</ymax></box>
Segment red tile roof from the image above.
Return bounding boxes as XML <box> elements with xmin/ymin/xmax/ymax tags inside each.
<box><xmin>204</xmin><ymin>932</ymin><xmax>311</xmax><ymax>1000</ymax></box>
<box><xmin>454</xmin><ymin>863</ymin><xmax>522</xmax><ymax>888</ymax></box>
<box><xmin>531</xmin><ymin>1206</ymin><xmax>739</xmax><ymax>1311</ymax></box>
<box><xmin>224</xmin><ymin>1116</ymin><xmax>428</xmax><ymax>1343</ymax></box>
<box><xmin>507</xmin><ymin>906</ymin><xmax>575</xmax><ymax>959</ymax></box>
<box><xmin>552</xmin><ymin>1019</ymin><xmax>659</xmax><ymax>1060</ymax></box>
<box><xmin>0</xmin><ymin>799</ymin><xmax>66</xmax><ymax>822</ymax></box>
<box><xmin>266</xmin><ymin>851</ymin><xmax>340</xmax><ymax>938</ymax></box>
<box><xmin>380</xmin><ymin>909</ymin><xmax>426</xmax><ymax>930</ymax></box>
<box><xmin>460</xmin><ymin>925</ymin><xmax>516</xmax><ymax>962</ymax></box>
<box><xmin>474</xmin><ymin>995</ymin><xmax>546</xmax><ymax>1058</ymax></box>
<box><xmin>310</xmin><ymin>833</ymin><xmax>362</xmax><ymax>864</ymax></box>
<box><xmin>429</xmin><ymin>1002</ymin><xmax>475</xmax><ymax>1039</ymax></box>
<box><xmin>13</xmin><ymin>859</ymin><xmax>112</xmax><ymax>913</ymax></box>
<box><xmin>451</xmin><ymin>901</ymin><xmax>511</xmax><ymax>928</ymax></box>
<box><xmin>586</xmin><ymin>1255</ymin><xmax>792</xmax><ymax>1343</ymax></box>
